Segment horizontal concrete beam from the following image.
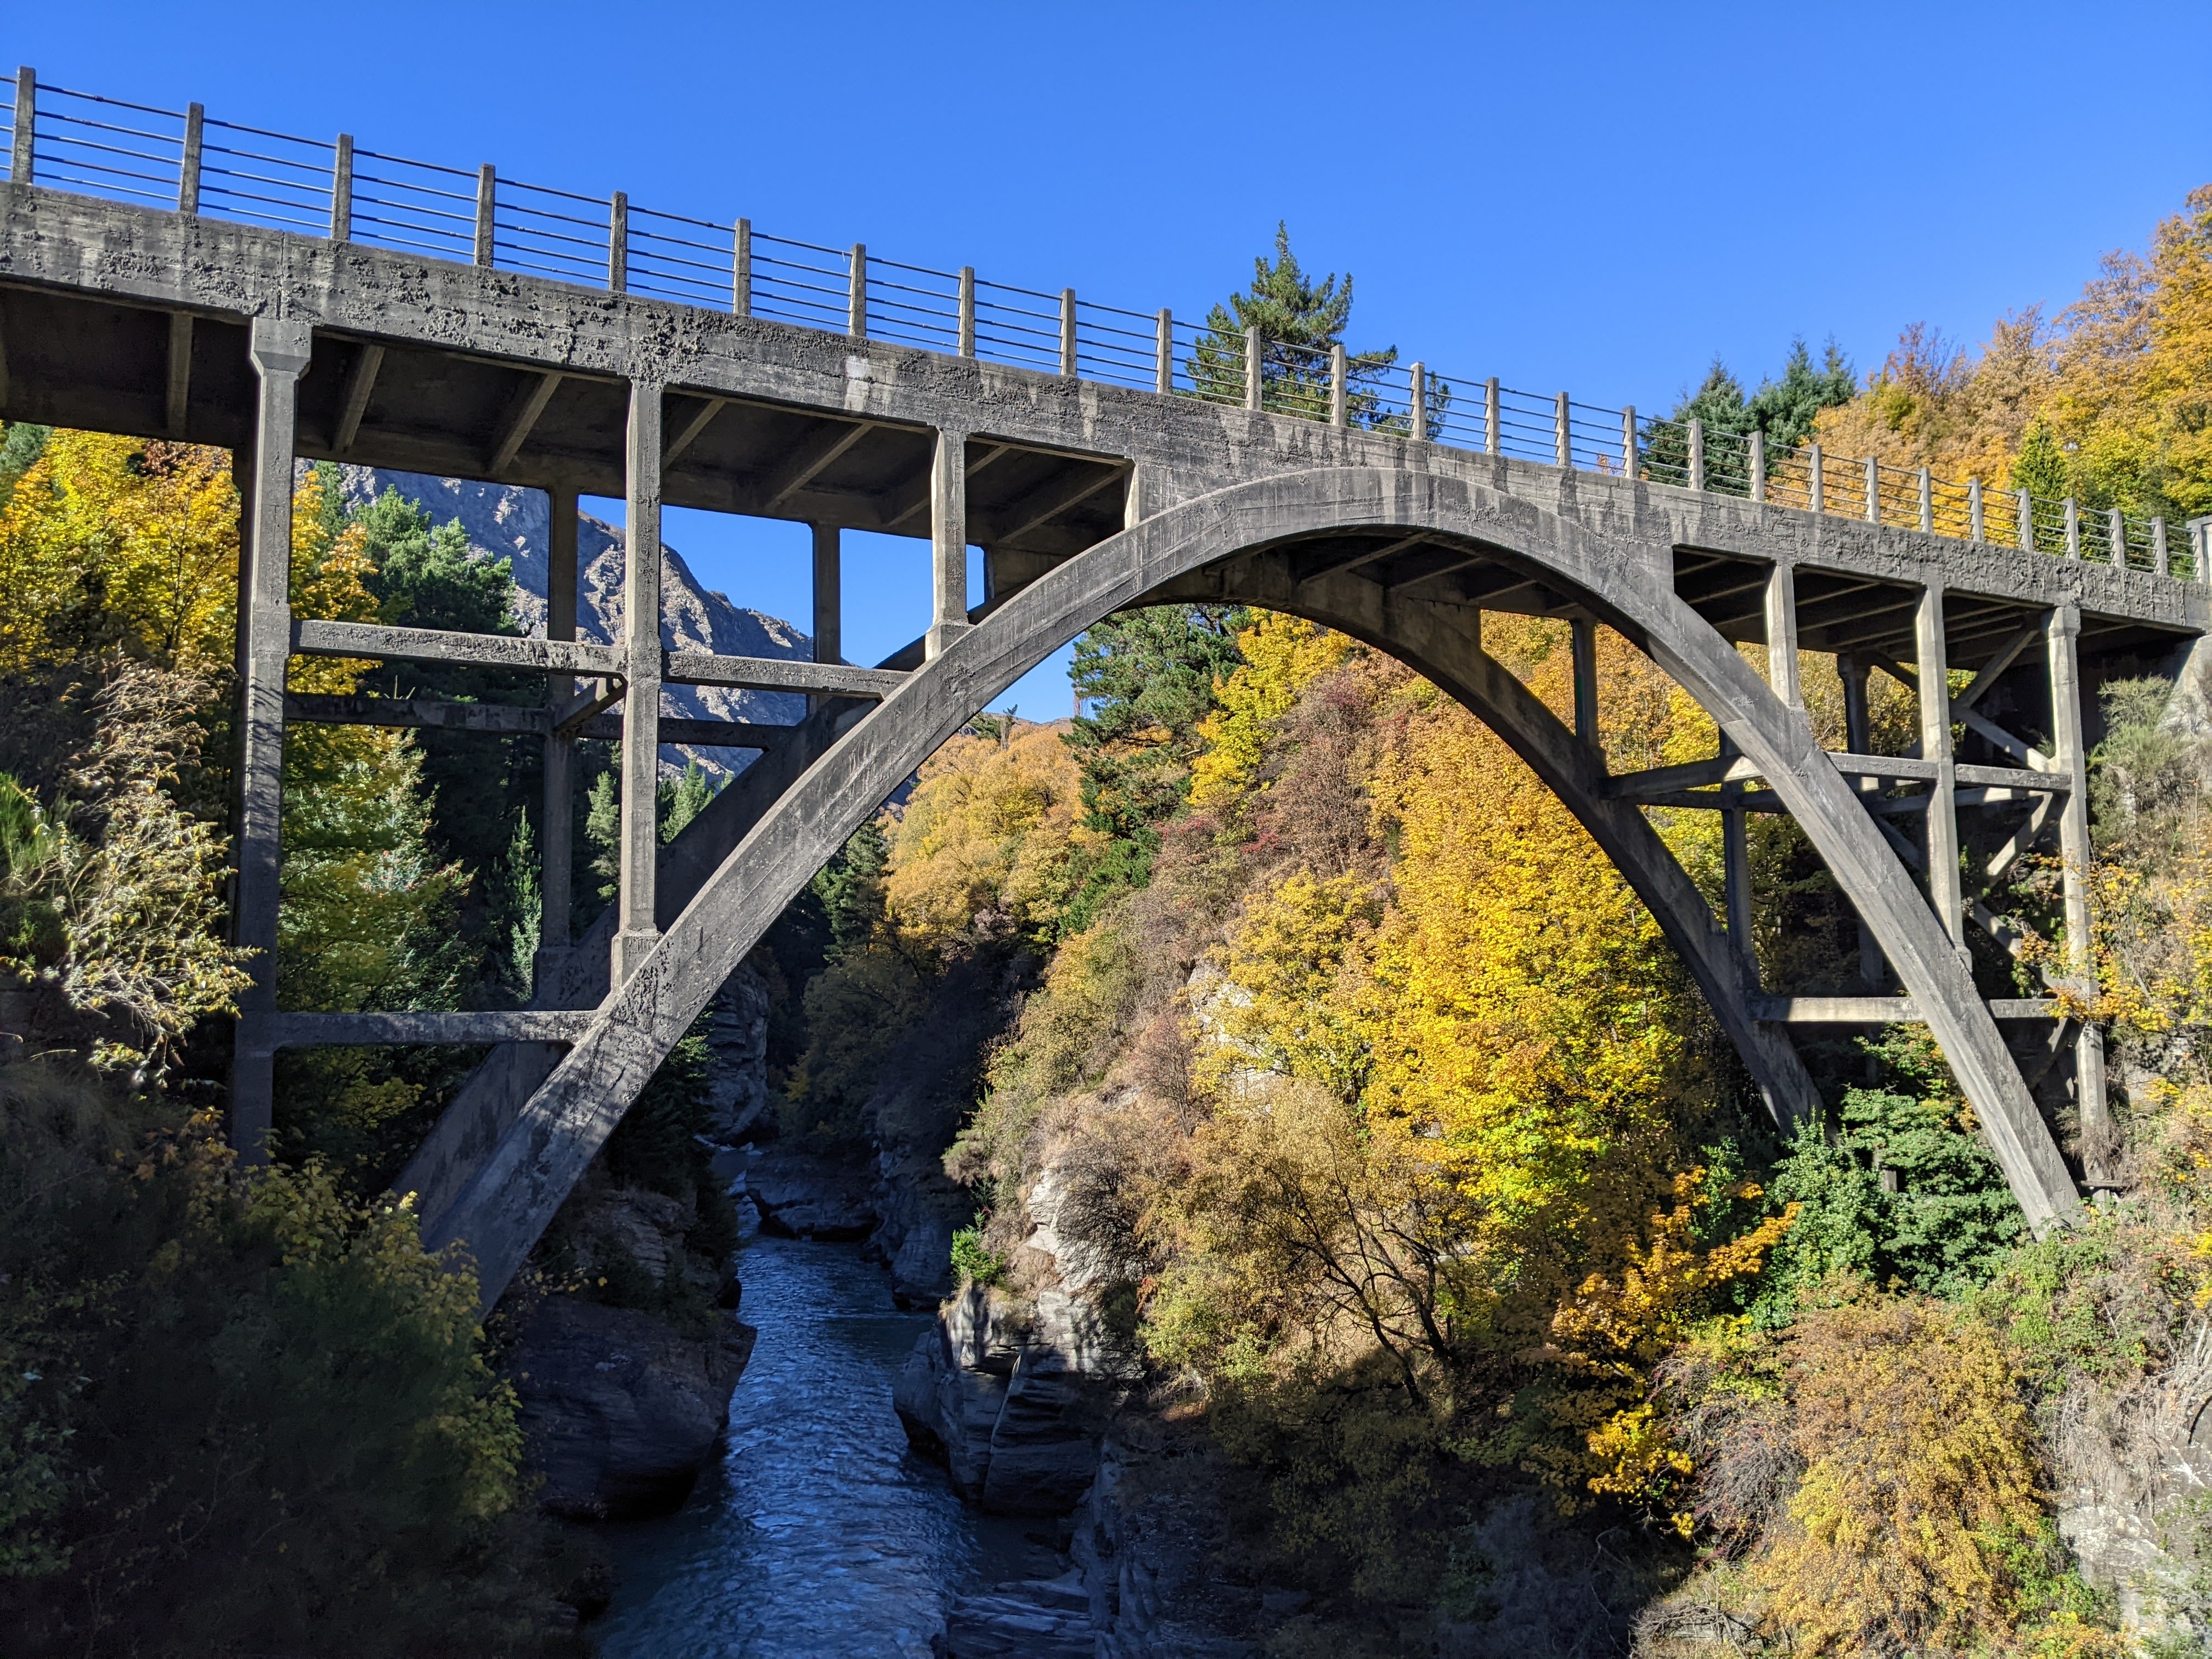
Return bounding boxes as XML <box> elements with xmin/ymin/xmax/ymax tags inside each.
<box><xmin>249</xmin><ymin>1010</ymin><xmax>599</xmax><ymax>1047</ymax></box>
<box><xmin>290</xmin><ymin>621</ymin><xmax>906</xmax><ymax>698</ymax></box>
<box><xmin>1750</xmin><ymin>996</ymin><xmax>2058</xmax><ymax>1023</ymax></box>
<box><xmin>285</xmin><ymin>691</ymin><xmax>798</xmax><ymax>751</ymax></box>
<box><xmin>1609</xmin><ymin>749</ymin><xmax>2068</xmax><ymax>802</ymax></box>
<box><xmin>663</xmin><ymin>650</ymin><xmax>904</xmax><ymax>698</ymax></box>
<box><xmin>575</xmin><ymin>714</ymin><xmax>791</xmax><ymax>749</ymax></box>
<box><xmin>1605</xmin><ymin>754</ymin><xmax>1764</xmax><ymax>798</ymax></box>
<box><xmin>292</xmin><ymin>619</ymin><xmax>622</xmax><ymax>678</ymax></box>
<box><xmin>285</xmin><ymin>692</ymin><xmax>549</xmax><ymax>735</ymax></box>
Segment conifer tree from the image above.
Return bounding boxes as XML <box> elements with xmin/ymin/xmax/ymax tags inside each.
<box><xmin>1185</xmin><ymin>223</ymin><xmax>1414</xmax><ymax>428</ymax></box>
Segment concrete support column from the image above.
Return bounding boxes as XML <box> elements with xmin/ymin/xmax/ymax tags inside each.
<box><xmin>612</xmin><ymin>382</ymin><xmax>664</xmax><ymax>986</ymax></box>
<box><xmin>535</xmin><ymin>486</ymin><xmax>578</xmax><ymax>991</ymax></box>
<box><xmin>1916</xmin><ymin>581</ymin><xmax>1964</xmax><ymax>948</ymax></box>
<box><xmin>1763</xmin><ymin>561</ymin><xmax>1801</xmax><ymax>712</ymax></box>
<box><xmin>1838</xmin><ymin>654</ymin><xmax>1871</xmax><ymax>754</ymax></box>
<box><xmin>1570</xmin><ymin>618</ymin><xmax>1599</xmax><ymax>746</ymax></box>
<box><xmin>1838</xmin><ymin>653</ymin><xmax>1883</xmax><ymax>987</ymax></box>
<box><xmin>811</xmin><ymin>521</ymin><xmax>843</xmax><ymax>713</ymax></box>
<box><xmin>230</xmin><ymin>315</ymin><xmax>312</xmax><ymax>1159</ymax></box>
<box><xmin>2047</xmin><ymin>603</ymin><xmax>2113</xmax><ymax>1176</ymax></box>
<box><xmin>927</xmin><ymin>427</ymin><xmax>970</xmax><ymax>659</ymax></box>
<box><xmin>1723</xmin><ymin>789</ymin><xmax>1756</xmax><ymax>975</ymax></box>
<box><xmin>811</xmin><ymin>523</ymin><xmax>842</xmax><ymax>666</ymax></box>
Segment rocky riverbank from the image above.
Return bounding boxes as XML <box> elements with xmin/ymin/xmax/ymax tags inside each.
<box><xmin>502</xmin><ymin>1175</ymin><xmax>756</xmax><ymax>1521</ymax></box>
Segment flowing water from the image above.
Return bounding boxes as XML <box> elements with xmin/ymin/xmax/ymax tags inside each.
<box><xmin>591</xmin><ymin>1223</ymin><xmax>1036</xmax><ymax>1658</ymax></box>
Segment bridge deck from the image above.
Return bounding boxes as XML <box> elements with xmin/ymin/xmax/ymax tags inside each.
<box><xmin>0</xmin><ymin>180</ymin><xmax>2202</xmax><ymax>675</ymax></box>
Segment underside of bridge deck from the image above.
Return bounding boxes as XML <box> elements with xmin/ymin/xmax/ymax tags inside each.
<box><xmin>0</xmin><ymin>283</ymin><xmax>1132</xmax><ymax>564</ymax></box>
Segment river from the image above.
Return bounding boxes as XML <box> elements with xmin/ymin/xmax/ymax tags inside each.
<box><xmin>590</xmin><ymin>1224</ymin><xmax>1037</xmax><ymax>1658</ymax></box>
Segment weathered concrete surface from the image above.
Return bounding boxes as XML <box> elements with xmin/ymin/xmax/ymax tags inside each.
<box><xmin>428</xmin><ymin>466</ymin><xmax>2087</xmax><ymax>1308</ymax></box>
<box><xmin>0</xmin><ymin>181</ymin><xmax>2199</xmax><ymax>650</ymax></box>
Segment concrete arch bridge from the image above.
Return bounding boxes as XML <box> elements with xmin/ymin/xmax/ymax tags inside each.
<box><xmin>3</xmin><ymin>68</ymin><xmax>2207</xmax><ymax>1304</ymax></box>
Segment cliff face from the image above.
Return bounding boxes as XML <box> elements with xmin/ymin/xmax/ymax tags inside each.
<box><xmin>326</xmin><ymin>466</ymin><xmax>812</xmax><ymax>779</ymax></box>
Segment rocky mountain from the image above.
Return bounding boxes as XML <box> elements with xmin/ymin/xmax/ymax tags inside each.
<box><xmin>327</xmin><ymin>467</ymin><xmax>812</xmax><ymax>779</ymax></box>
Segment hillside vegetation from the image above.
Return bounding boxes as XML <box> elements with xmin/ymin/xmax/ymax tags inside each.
<box><xmin>787</xmin><ymin>189</ymin><xmax>2212</xmax><ymax>1655</ymax></box>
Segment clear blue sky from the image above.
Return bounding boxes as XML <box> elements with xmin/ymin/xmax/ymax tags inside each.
<box><xmin>13</xmin><ymin>2</ymin><xmax>2209</xmax><ymax>714</ymax></box>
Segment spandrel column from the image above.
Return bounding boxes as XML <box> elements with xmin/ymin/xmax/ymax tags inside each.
<box><xmin>230</xmin><ymin>314</ymin><xmax>312</xmax><ymax>1160</ymax></box>
<box><xmin>1916</xmin><ymin>581</ymin><xmax>1964</xmax><ymax>949</ymax></box>
<box><xmin>612</xmin><ymin>381</ymin><xmax>664</xmax><ymax>986</ymax></box>
<box><xmin>2047</xmin><ymin>603</ymin><xmax>2113</xmax><ymax>1180</ymax></box>
<box><xmin>927</xmin><ymin>427</ymin><xmax>970</xmax><ymax>660</ymax></box>
<box><xmin>536</xmin><ymin>486</ymin><xmax>579</xmax><ymax>996</ymax></box>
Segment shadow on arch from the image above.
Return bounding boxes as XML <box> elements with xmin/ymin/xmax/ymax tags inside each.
<box><xmin>431</xmin><ymin>466</ymin><xmax>2081</xmax><ymax>1308</ymax></box>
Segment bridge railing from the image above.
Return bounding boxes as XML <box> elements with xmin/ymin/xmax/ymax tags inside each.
<box><xmin>2</xmin><ymin>65</ymin><xmax>2204</xmax><ymax>584</ymax></box>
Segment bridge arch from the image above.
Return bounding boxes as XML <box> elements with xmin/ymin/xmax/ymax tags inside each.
<box><xmin>431</xmin><ymin>465</ymin><xmax>2082</xmax><ymax>1304</ymax></box>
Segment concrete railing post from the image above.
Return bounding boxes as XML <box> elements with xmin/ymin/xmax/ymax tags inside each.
<box><xmin>1749</xmin><ymin>428</ymin><xmax>1765</xmax><ymax>503</ymax></box>
<box><xmin>611</xmin><ymin>381</ymin><xmax>664</xmax><ymax>986</ymax></box>
<box><xmin>2064</xmin><ymin>496</ymin><xmax>2081</xmax><ymax>559</ymax></box>
<box><xmin>1329</xmin><ymin>343</ymin><xmax>1347</xmax><ymax>427</ymax></box>
<box><xmin>2047</xmin><ymin>602</ymin><xmax>2112</xmax><ymax>1177</ymax></box>
<box><xmin>1969</xmin><ymin>477</ymin><xmax>1985</xmax><ymax>543</ymax></box>
<box><xmin>537</xmin><ymin>487</ymin><xmax>579</xmax><ymax>988</ymax></box>
<box><xmin>1688</xmin><ymin>418</ymin><xmax>1705</xmax><ymax>492</ymax></box>
<box><xmin>1484</xmin><ymin>377</ymin><xmax>1501</xmax><ymax>456</ymax></box>
<box><xmin>474</xmin><ymin>165</ymin><xmax>495</xmax><ymax>267</ymax></box>
<box><xmin>1916</xmin><ymin>582</ymin><xmax>1963</xmax><ymax>949</ymax></box>
<box><xmin>1808</xmin><ymin>441</ymin><xmax>1824</xmax><ymax>514</ymax></box>
<box><xmin>1059</xmin><ymin>288</ymin><xmax>1077</xmax><ymax>377</ymax></box>
<box><xmin>847</xmin><ymin>243</ymin><xmax>865</xmax><ymax>337</ymax></box>
<box><xmin>927</xmin><ymin>427</ymin><xmax>970</xmax><ymax>659</ymax></box>
<box><xmin>10</xmin><ymin>68</ymin><xmax>33</xmax><ymax>185</ymax></box>
<box><xmin>2018</xmin><ymin>489</ymin><xmax>2035</xmax><ymax>553</ymax></box>
<box><xmin>2108</xmin><ymin>507</ymin><xmax>2128</xmax><ymax>568</ymax></box>
<box><xmin>1409</xmin><ymin>362</ymin><xmax>1427</xmax><ymax>441</ymax></box>
<box><xmin>1154</xmin><ymin>308</ymin><xmax>1171</xmax><ymax>394</ymax></box>
<box><xmin>1864</xmin><ymin>456</ymin><xmax>1880</xmax><ymax>523</ymax></box>
<box><xmin>1554</xmin><ymin>392</ymin><xmax>1571</xmax><ymax>469</ymax></box>
<box><xmin>1918</xmin><ymin>466</ymin><xmax>1933</xmax><ymax>533</ymax></box>
<box><xmin>608</xmin><ymin>193</ymin><xmax>629</xmax><ymax>293</ymax></box>
<box><xmin>953</xmin><ymin>268</ymin><xmax>975</xmax><ymax>357</ymax></box>
<box><xmin>1244</xmin><ymin>326</ymin><xmax>1262</xmax><ymax>411</ymax></box>
<box><xmin>178</xmin><ymin>102</ymin><xmax>203</xmax><ymax>213</ymax></box>
<box><xmin>330</xmin><ymin>133</ymin><xmax>353</xmax><ymax>241</ymax></box>
<box><xmin>231</xmin><ymin>314</ymin><xmax>313</xmax><ymax>1161</ymax></box>
<box><xmin>733</xmin><ymin>218</ymin><xmax>751</xmax><ymax>317</ymax></box>
<box><xmin>2154</xmin><ymin>516</ymin><xmax>2170</xmax><ymax>577</ymax></box>
<box><xmin>1621</xmin><ymin>405</ymin><xmax>1637</xmax><ymax>479</ymax></box>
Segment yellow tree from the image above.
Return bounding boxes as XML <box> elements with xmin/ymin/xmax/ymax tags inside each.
<box><xmin>0</xmin><ymin>429</ymin><xmax>239</xmax><ymax>673</ymax></box>
<box><xmin>883</xmin><ymin>721</ymin><xmax>1084</xmax><ymax>954</ymax></box>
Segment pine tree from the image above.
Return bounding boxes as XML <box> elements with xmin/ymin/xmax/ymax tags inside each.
<box><xmin>1645</xmin><ymin>341</ymin><xmax>1855</xmax><ymax>496</ymax></box>
<box><xmin>1186</xmin><ymin>223</ymin><xmax>1414</xmax><ymax>428</ymax></box>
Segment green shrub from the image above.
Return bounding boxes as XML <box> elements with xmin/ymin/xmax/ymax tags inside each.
<box><xmin>0</xmin><ymin>1058</ymin><xmax>584</xmax><ymax>1656</ymax></box>
<box><xmin>950</xmin><ymin>1226</ymin><xmax>1005</xmax><ymax>1287</ymax></box>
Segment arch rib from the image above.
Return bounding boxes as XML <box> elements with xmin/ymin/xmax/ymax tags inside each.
<box><xmin>429</xmin><ymin>466</ymin><xmax>2080</xmax><ymax>1308</ymax></box>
